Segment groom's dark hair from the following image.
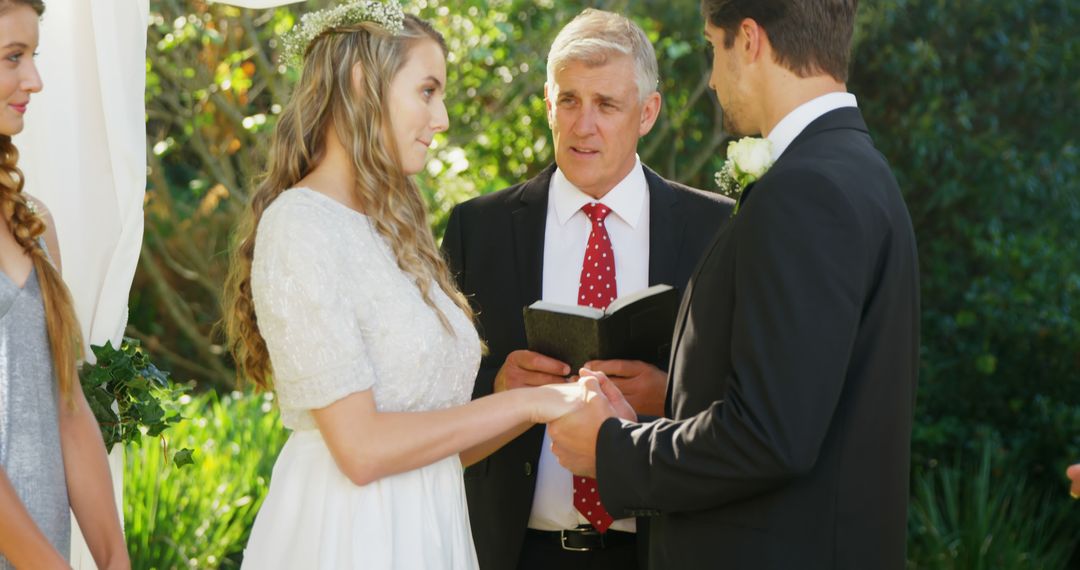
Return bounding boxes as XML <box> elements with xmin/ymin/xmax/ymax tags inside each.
<box><xmin>701</xmin><ymin>0</ymin><xmax>856</xmax><ymax>82</ymax></box>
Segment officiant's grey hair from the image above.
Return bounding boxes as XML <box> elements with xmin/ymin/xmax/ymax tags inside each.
<box><xmin>546</xmin><ymin>9</ymin><xmax>659</xmax><ymax>102</ymax></box>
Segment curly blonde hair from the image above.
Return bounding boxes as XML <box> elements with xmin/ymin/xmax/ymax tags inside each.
<box><xmin>223</xmin><ymin>15</ymin><xmax>474</xmax><ymax>390</ymax></box>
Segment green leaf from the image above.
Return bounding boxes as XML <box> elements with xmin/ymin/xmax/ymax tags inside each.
<box><xmin>172</xmin><ymin>448</ymin><xmax>195</xmax><ymax>469</ymax></box>
<box><xmin>975</xmin><ymin>353</ymin><xmax>998</xmax><ymax>375</ymax></box>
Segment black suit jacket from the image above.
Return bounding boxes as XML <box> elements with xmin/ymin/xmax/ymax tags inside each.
<box><xmin>595</xmin><ymin>108</ymin><xmax>920</xmax><ymax>569</ymax></box>
<box><xmin>442</xmin><ymin>163</ymin><xmax>733</xmax><ymax>570</ymax></box>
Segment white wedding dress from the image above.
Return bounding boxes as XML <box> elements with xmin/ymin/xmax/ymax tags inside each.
<box><xmin>241</xmin><ymin>188</ymin><xmax>481</xmax><ymax>569</ymax></box>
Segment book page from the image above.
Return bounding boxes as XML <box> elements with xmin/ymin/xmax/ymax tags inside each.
<box><xmin>528</xmin><ymin>300</ymin><xmax>604</xmax><ymax>319</ymax></box>
<box><xmin>605</xmin><ymin>284</ymin><xmax>675</xmax><ymax>315</ymax></box>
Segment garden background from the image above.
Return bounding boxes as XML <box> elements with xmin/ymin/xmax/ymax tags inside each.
<box><xmin>117</xmin><ymin>0</ymin><xmax>1080</xmax><ymax>567</ymax></box>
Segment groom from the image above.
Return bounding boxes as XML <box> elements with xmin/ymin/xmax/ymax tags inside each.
<box><xmin>550</xmin><ymin>1</ymin><xmax>920</xmax><ymax>568</ymax></box>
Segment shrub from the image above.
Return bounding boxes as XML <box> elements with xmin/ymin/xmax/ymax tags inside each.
<box><xmin>852</xmin><ymin>0</ymin><xmax>1080</xmax><ymax>491</ymax></box>
<box><xmin>124</xmin><ymin>391</ymin><xmax>287</xmax><ymax>569</ymax></box>
<box><xmin>907</xmin><ymin>442</ymin><xmax>1076</xmax><ymax>569</ymax></box>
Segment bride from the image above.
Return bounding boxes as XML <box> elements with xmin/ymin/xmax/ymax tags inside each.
<box><xmin>222</xmin><ymin>2</ymin><xmax>589</xmax><ymax>568</ymax></box>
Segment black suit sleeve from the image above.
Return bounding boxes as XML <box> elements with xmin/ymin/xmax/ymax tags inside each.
<box><xmin>596</xmin><ymin>168</ymin><xmax>868</xmax><ymax>514</ymax></box>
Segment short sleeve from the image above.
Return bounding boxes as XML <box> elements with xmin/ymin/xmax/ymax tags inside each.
<box><xmin>251</xmin><ymin>198</ymin><xmax>376</xmax><ymax>411</ymax></box>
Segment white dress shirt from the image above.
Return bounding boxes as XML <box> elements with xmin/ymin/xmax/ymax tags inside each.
<box><xmin>527</xmin><ymin>158</ymin><xmax>650</xmax><ymax>533</ymax></box>
<box><xmin>766</xmin><ymin>92</ymin><xmax>858</xmax><ymax>160</ymax></box>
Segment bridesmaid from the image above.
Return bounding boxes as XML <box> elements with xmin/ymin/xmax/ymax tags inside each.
<box><xmin>0</xmin><ymin>1</ymin><xmax>129</xmax><ymax>568</ymax></box>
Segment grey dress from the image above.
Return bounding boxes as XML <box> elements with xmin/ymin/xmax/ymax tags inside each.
<box><xmin>0</xmin><ymin>267</ymin><xmax>71</xmax><ymax>568</ymax></box>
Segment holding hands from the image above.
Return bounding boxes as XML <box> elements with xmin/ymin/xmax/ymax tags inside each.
<box><xmin>525</xmin><ymin>369</ymin><xmax>628</xmax><ymax>424</ymax></box>
<box><xmin>583</xmin><ymin>359</ymin><xmax>666</xmax><ymax>417</ymax></box>
<box><xmin>548</xmin><ymin>368</ymin><xmax>632</xmax><ymax>478</ymax></box>
<box><xmin>496</xmin><ymin>350</ymin><xmax>662</xmax><ymax>419</ymax></box>
<box><xmin>526</xmin><ymin>381</ymin><xmax>590</xmax><ymax>424</ymax></box>
<box><xmin>502</xmin><ymin>351</ymin><xmax>656</xmax><ymax>477</ymax></box>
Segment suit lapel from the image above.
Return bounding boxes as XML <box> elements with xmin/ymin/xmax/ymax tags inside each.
<box><xmin>510</xmin><ymin>164</ymin><xmax>555</xmax><ymax>308</ymax></box>
<box><xmin>644</xmin><ymin>166</ymin><xmax>681</xmax><ymax>287</ymax></box>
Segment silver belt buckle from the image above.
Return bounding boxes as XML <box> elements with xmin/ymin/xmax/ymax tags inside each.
<box><xmin>559</xmin><ymin>527</ymin><xmax>600</xmax><ymax>552</ymax></box>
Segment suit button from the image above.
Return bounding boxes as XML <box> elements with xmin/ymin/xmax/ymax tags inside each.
<box><xmin>524</xmin><ymin>461</ymin><xmax>533</xmax><ymax>476</ymax></box>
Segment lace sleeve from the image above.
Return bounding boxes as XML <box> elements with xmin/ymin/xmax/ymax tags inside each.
<box><xmin>251</xmin><ymin>198</ymin><xmax>377</xmax><ymax>411</ymax></box>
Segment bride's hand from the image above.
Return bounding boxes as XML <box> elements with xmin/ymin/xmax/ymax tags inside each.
<box><xmin>526</xmin><ymin>382</ymin><xmax>587</xmax><ymax>424</ymax></box>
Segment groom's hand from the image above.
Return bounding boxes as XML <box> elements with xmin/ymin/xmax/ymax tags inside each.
<box><xmin>549</xmin><ymin>374</ymin><xmax>616</xmax><ymax>478</ymax></box>
<box><xmin>584</xmin><ymin>359</ymin><xmax>667</xmax><ymax>417</ymax></box>
<box><xmin>494</xmin><ymin>350</ymin><xmax>571</xmax><ymax>393</ymax></box>
<box><xmin>592</xmin><ymin>370</ymin><xmax>637</xmax><ymax>422</ymax></box>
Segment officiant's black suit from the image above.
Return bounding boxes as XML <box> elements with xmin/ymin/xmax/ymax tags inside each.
<box><xmin>442</xmin><ymin>163</ymin><xmax>732</xmax><ymax>570</ymax></box>
<box><xmin>594</xmin><ymin>108</ymin><xmax>920</xmax><ymax>569</ymax></box>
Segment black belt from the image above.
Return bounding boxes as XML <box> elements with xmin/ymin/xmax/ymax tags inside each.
<box><xmin>526</xmin><ymin>525</ymin><xmax>636</xmax><ymax>552</ymax></box>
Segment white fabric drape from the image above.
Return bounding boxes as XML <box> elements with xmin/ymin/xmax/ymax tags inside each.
<box><xmin>13</xmin><ymin>1</ymin><xmax>150</xmax><ymax>568</ymax></box>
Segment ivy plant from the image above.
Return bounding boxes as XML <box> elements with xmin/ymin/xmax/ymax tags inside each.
<box><xmin>79</xmin><ymin>337</ymin><xmax>195</xmax><ymax>468</ymax></box>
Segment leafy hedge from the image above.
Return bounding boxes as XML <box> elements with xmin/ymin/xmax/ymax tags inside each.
<box><xmin>852</xmin><ymin>0</ymin><xmax>1080</xmax><ymax>489</ymax></box>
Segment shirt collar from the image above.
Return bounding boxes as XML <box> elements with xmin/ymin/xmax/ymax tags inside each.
<box><xmin>766</xmin><ymin>92</ymin><xmax>858</xmax><ymax>160</ymax></box>
<box><xmin>551</xmin><ymin>156</ymin><xmax>647</xmax><ymax>228</ymax></box>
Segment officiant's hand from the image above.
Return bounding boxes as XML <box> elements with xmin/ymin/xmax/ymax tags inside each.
<box><xmin>584</xmin><ymin>359</ymin><xmax>666</xmax><ymax>417</ymax></box>
<box><xmin>494</xmin><ymin>350</ymin><xmax>571</xmax><ymax>393</ymax></box>
<box><xmin>549</xmin><ymin>374</ymin><xmax>617</xmax><ymax>478</ymax></box>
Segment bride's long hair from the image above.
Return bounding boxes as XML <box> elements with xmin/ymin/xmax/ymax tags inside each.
<box><xmin>0</xmin><ymin>0</ymin><xmax>82</xmax><ymax>405</ymax></box>
<box><xmin>223</xmin><ymin>15</ymin><xmax>474</xmax><ymax>391</ymax></box>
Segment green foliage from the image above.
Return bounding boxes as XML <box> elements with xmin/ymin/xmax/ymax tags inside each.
<box><xmin>79</xmin><ymin>338</ymin><xmax>194</xmax><ymax>467</ymax></box>
<box><xmin>852</xmin><ymin>0</ymin><xmax>1080</xmax><ymax>491</ymax></box>
<box><xmin>124</xmin><ymin>391</ymin><xmax>287</xmax><ymax>570</ymax></box>
<box><xmin>136</xmin><ymin>3</ymin><xmax>300</xmax><ymax>389</ymax></box>
<box><xmin>907</xmin><ymin>442</ymin><xmax>1076</xmax><ymax>569</ymax></box>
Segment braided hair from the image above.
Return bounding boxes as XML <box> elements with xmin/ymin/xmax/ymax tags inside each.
<box><xmin>0</xmin><ymin>136</ymin><xmax>82</xmax><ymax>404</ymax></box>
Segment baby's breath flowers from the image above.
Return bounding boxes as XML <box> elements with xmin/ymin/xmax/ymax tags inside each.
<box><xmin>280</xmin><ymin>1</ymin><xmax>405</xmax><ymax>67</ymax></box>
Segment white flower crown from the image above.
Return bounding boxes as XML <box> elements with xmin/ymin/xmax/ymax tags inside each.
<box><xmin>280</xmin><ymin>1</ymin><xmax>406</xmax><ymax>67</ymax></box>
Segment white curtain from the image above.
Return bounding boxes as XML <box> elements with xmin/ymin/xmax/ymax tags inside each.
<box><xmin>13</xmin><ymin>1</ymin><xmax>150</xmax><ymax>568</ymax></box>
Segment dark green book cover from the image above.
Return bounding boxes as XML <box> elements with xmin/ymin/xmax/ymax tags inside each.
<box><xmin>522</xmin><ymin>284</ymin><xmax>679</xmax><ymax>373</ymax></box>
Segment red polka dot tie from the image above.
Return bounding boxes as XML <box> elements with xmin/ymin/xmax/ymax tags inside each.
<box><xmin>574</xmin><ymin>202</ymin><xmax>615</xmax><ymax>533</ymax></box>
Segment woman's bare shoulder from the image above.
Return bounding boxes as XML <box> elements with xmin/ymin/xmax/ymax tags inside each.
<box><xmin>23</xmin><ymin>193</ymin><xmax>62</xmax><ymax>270</ymax></box>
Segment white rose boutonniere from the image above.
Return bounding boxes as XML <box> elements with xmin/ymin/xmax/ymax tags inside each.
<box><xmin>715</xmin><ymin>137</ymin><xmax>774</xmax><ymax>215</ymax></box>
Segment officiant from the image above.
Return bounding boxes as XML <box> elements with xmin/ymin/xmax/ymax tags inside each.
<box><xmin>441</xmin><ymin>8</ymin><xmax>732</xmax><ymax>570</ymax></box>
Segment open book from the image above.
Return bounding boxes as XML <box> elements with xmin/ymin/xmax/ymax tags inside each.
<box><xmin>523</xmin><ymin>284</ymin><xmax>679</xmax><ymax>373</ymax></box>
